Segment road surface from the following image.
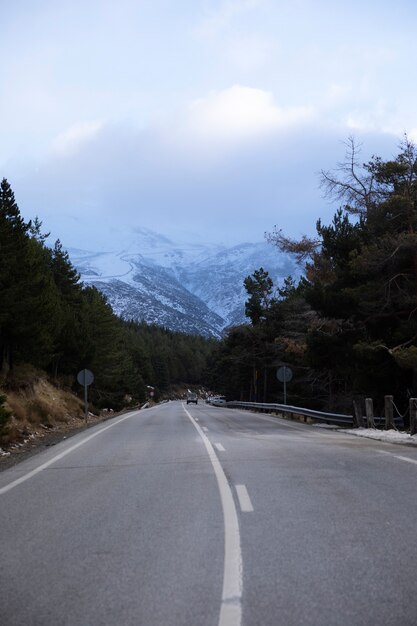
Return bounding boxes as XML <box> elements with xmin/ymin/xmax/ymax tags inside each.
<box><xmin>1</xmin><ymin>401</ymin><xmax>417</xmax><ymax>625</ymax></box>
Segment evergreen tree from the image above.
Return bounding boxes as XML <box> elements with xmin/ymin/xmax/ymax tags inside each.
<box><xmin>244</xmin><ymin>267</ymin><xmax>274</xmax><ymax>325</ymax></box>
<box><xmin>0</xmin><ymin>179</ymin><xmax>59</xmax><ymax>373</ymax></box>
<box><xmin>0</xmin><ymin>178</ymin><xmax>29</xmax><ymax>372</ymax></box>
<box><xmin>267</xmin><ymin>136</ymin><xmax>417</xmax><ymax>407</ymax></box>
<box><xmin>0</xmin><ymin>181</ymin><xmax>217</xmax><ymax>407</ymax></box>
<box><xmin>48</xmin><ymin>239</ymin><xmax>84</xmax><ymax>377</ymax></box>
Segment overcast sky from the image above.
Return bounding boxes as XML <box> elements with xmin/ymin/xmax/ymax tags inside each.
<box><xmin>2</xmin><ymin>0</ymin><xmax>416</xmax><ymax>250</ymax></box>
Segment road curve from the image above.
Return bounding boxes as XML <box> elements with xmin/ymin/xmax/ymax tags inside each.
<box><xmin>1</xmin><ymin>401</ymin><xmax>417</xmax><ymax>625</ymax></box>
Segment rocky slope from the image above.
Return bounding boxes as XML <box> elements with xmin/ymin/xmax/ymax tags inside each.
<box><xmin>69</xmin><ymin>228</ymin><xmax>300</xmax><ymax>337</ymax></box>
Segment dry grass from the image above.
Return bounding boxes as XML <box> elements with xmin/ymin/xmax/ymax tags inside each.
<box><xmin>1</xmin><ymin>375</ymin><xmax>85</xmax><ymax>445</ymax></box>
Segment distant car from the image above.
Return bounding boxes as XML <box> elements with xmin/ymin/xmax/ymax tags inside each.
<box><xmin>186</xmin><ymin>392</ymin><xmax>198</xmax><ymax>404</ymax></box>
<box><xmin>211</xmin><ymin>396</ymin><xmax>227</xmax><ymax>406</ymax></box>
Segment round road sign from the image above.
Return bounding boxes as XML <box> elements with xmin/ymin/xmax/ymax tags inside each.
<box><xmin>276</xmin><ymin>366</ymin><xmax>293</xmax><ymax>383</ymax></box>
<box><xmin>77</xmin><ymin>369</ymin><xmax>94</xmax><ymax>386</ymax></box>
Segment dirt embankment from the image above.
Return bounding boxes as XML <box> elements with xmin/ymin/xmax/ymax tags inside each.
<box><xmin>0</xmin><ymin>373</ymin><xmax>206</xmax><ymax>471</ymax></box>
<box><xmin>0</xmin><ymin>369</ymin><xmax>116</xmax><ymax>470</ymax></box>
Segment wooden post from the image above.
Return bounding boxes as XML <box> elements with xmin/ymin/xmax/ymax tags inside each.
<box><xmin>365</xmin><ymin>398</ymin><xmax>375</xmax><ymax>429</ymax></box>
<box><xmin>410</xmin><ymin>398</ymin><xmax>417</xmax><ymax>436</ymax></box>
<box><xmin>384</xmin><ymin>395</ymin><xmax>394</xmax><ymax>430</ymax></box>
<box><xmin>353</xmin><ymin>400</ymin><xmax>364</xmax><ymax>428</ymax></box>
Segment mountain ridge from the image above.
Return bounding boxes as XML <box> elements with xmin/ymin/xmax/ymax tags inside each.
<box><xmin>68</xmin><ymin>228</ymin><xmax>299</xmax><ymax>337</ymax></box>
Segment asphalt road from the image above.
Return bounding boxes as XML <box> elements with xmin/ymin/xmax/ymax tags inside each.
<box><xmin>1</xmin><ymin>401</ymin><xmax>417</xmax><ymax>626</ymax></box>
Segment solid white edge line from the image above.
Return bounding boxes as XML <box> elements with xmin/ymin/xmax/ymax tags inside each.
<box><xmin>182</xmin><ymin>403</ymin><xmax>242</xmax><ymax>626</ymax></box>
<box><xmin>0</xmin><ymin>411</ymin><xmax>140</xmax><ymax>495</ymax></box>
<box><xmin>235</xmin><ymin>484</ymin><xmax>254</xmax><ymax>513</ymax></box>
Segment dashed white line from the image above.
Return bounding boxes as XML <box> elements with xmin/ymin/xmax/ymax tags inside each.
<box><xmin>202</xmin><ymin>426</ymin><xmax>209</xmax><ymax>432</ymax></box>
<box><xmin>235</xmin><ymin>484</ymin><xmax>254</xmax><ymax>512</ymax></box>
<box><xmin>215</xmin><ymin>443</ymin><xmax>226</xmax><ymax>452</ymax></box>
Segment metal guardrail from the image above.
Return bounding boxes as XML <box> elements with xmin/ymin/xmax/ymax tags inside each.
<box><xmin>225</xmin><ymin>401</ymin><xmax>404</xmax><ymax>428</ymax></box>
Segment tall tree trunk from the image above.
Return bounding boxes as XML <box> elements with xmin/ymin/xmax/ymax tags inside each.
<box><xmin>0</xmin><ymin>340</ymin><xmax>12</xmax><ymax>376</ymax></box>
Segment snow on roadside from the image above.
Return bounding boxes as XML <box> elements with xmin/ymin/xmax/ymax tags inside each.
<box><xmin>339</xmin><ymin>428</ymin><xmax>417</xmax><ymax>446</ymax></box>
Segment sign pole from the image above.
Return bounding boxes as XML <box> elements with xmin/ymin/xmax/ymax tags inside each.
<box><xmin>84</xmin><ymin>379</ymin><xmax>88</xmax><ymax>425</ymax></box>
<box><xmin>283</xmin><ymin>372</ymin><xmax>287</xmax><ymax>405</ymax></box>
<box><xmin>276</xmin><ymin>366</ymin><xmax>293</xmax><ymax>406</ymax></box>
<box><xmin>77</xmin><ymin>369</ymin><xmax>94</xmax><ymax>427</ymax></box>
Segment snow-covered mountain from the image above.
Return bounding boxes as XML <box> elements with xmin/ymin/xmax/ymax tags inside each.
<box><xmin>68</xmin><ymin>228</ymin><xmax>300</xmax><ymax>338</ymax></box>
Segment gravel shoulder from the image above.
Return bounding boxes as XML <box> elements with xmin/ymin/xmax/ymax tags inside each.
<box><xmin>0</xmin><ymin>411</ymin><xmax>122</xmax><ymax>472</ymax></box>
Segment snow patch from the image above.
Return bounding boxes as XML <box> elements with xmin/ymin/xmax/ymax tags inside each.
<box><xmin>341</xmin><ymin>428</ymin><xmax>417</xmax><ymax>446</ymax></box>
<box><xmin>66</xmin><ymin>228</ymin><xmax>300</xmax><ymax>337</ymax></box>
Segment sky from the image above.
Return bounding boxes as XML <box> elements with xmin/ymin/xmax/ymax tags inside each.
<box><xmin>2</xmin><ymin>0</ymin><xmax>417</xmax><ymax>250</ymax></box>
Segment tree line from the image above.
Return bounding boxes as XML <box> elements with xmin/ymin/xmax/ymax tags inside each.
<box><xmin>0</xmin><ymin>178</ymin><xmax>216</xmax><ymax>410</ymax></box>
<box><xmin>3</xmin><ymin>134</ymin><xmax>416</xmax><ymax>420</ymax></box>
<box><xmin>206</xmin><ymin>136</ymin><xmax>417</xmax><ymax>418</ymax></box>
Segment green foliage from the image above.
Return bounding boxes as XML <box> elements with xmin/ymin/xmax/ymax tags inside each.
<box><xmin>210</xmin><ymin>136</ymin><xmax>417</xmax><ymax>412</ymax></box>
<box><xmin>6</xmin><ymin>132</ymin><xmax>417</xmax><ymax>416</ymax></box>
<box><xmin>244</xmin><ymin>267</ymin><xmax>274</xmax><ymax>324</ymax></box>
<box><xmin>208</xmin><ymin>271</ymin><xmax>314</xmax><ymax>404</ymax></box>
<box><xmin>392</xmin><ymin>346</ymin><xmax>417</xmax><ymax>370</ymax></box>
<box><xmin>300</xmin><ymin>137</ymin><xmax>417</xmax><ymax>407</ymax></box>
<box><xmin>0</xmin><ymin>179</ymin><xmax>61</xmax><ymax>371</ymax></box>
<box><xmin>122</xmin><ymin>321</ymin><xmax>216</xmax><ymax>397</ymax></box>
<box><xmin>0</xmin><ymin>180</ymin><xmax>217</xmax><ymax>409</ymax></box>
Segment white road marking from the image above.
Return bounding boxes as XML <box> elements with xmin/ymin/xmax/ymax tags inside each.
<box><xmin>378</xmin><ymin>450</ymin><xmax>417</xmax><ymax>465</ymax></box>
<box><xmin>235</xmin><ymin>484</ymin><xmax>254</xmax><ymax>513</ymax></box>
<box><xmin>215</xmin><ymin>443</ymin><xmax>226</xmax><ymax>452</ymax></box>
<box><xmin>183</xmin><ymin>403</ymin><xmax>242</xmax><ymax>626</ymax></box>
<box><xmin>0</xmin><ymin>412</ymin><xmax>140</xmax><ymax>495</ymax></box>
<box><xmin>202</xmin><ymin>426</ymin><xmax>209</xmax><ymax>432</ymax></box>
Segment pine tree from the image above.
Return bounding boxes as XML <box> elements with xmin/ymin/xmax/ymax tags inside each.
<box><xmin>48</xmin><ymin>239</ymin><xmax>83</xmax><ymax>377</ymax></box>
<box><xmin>0</xmin><ymin>179</ymin><xmax>29</xmax><ymax>371</ymax></box>
<box><xmin>244</xmin><ymin>267</ymin><xmax>274</xmax><ymax>325</ymax></box>
<box><xmin>267</xmin><ymin>137</ymin><xmax>417</xmax><ymax>405</ymax></box>
<box><xmin>0</xmin><ymin>179</ymin><xmax>59</xmax><ymax>373</ymax></box>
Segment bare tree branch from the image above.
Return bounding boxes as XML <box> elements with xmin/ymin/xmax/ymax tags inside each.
<box><xmin>319</xmin><ymin>136</ymin><xmax>376</xmax><ymax>214</ymax></box>
<box><xmin>265</xmin><ymin>227</ymin><xmax>321</xmax><ymax>263</ymax></box>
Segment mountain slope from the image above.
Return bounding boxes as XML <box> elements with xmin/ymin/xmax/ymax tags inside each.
<box><xmin>68</xmin><ymin>228</ymin><xmax>300</xmax><ymax>337</ymax></box>
<box><xmin>176</xmin><ymin>241</ymin><xmax>297</xmax><ymax>327</ymax></box>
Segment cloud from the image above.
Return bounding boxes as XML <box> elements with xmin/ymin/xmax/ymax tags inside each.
<box><xmin>13</xmin><ymin>113</ymin><xmax>347</xmax><ymax>252</ymax></box>
<box><xmin>185</xmin><ymin>85</ymin><xmax>314</xmax><ymax>142</ymax></box>
<box><xmin>51</xmin><ymin>121</ymin><xmax>104</xmax><ymax>156</ymax></box>
<box><xmin>225</xmin><ymin>33</ymin><xmax>275</xmax><ymax>71</ymax></box>
<box><xmin>9</xmin><ymin>83</ymin><xmax>399</xmax><ymax>254</ymax></box>
<box><xmin>194</xmin><ymin>0</ymin><xmax>265</xmax><ymax>40</ymax></box>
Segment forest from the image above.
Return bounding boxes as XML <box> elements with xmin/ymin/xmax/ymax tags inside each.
<box><xmin>208</xmin><ymin>136</ymin><xmax>417</xmax><ymax>419</ymax></box>
<box><xmin>1</xmin><ymin>135</ymin><xmax>417</xmax><ymax>431</ymax></box>
<box><xmin>0</xmin><ymin>177</ymin><xmax>216</xmax><ymax>427</ymax></box>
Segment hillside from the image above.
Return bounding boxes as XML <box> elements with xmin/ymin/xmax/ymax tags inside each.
<box><xmin>68</xmin><ymin>228</ymin><xmax>299</xmax><ymax>337</ymax></box>
<box><xmin>0</xmin><ymin>368</ymin><xmax>124</xmax><ymax>465</ymax></box>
